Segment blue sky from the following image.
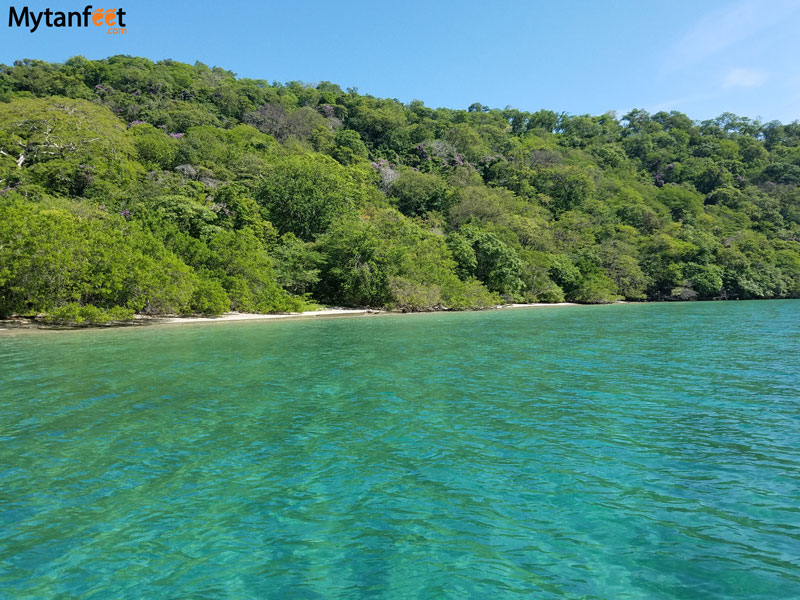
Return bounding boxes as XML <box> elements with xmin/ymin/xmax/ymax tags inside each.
<box><xmin>1</xmin><ymin>0</ymin><xmax>799</xmax><ymax>123</ymax></box>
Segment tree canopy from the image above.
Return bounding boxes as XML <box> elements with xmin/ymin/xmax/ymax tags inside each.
<box><xmin>1</xmin><ymin>56</ymin><xmax>799</xmax><ymax>321</ymax></box>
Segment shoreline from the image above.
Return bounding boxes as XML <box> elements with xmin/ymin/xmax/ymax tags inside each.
<box><xmin>146</xmin><ymin>307</ymin><xmax>381</xmax><ymax>325</ymax></box>
<box><xmin>154</xmin><ymin>302</ymin><xmax>581</xmax><ymax>326</ymax></box>
<box><xmin>0</xmin><ymin>302</ymin><xmax>581</xmax><ymax>332</ymax></box>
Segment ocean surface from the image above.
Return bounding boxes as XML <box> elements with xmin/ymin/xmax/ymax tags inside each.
<box><xmin>1</xmin><ymin>300</ymin><xmax>799</xmax><ymax>599</ymax></box>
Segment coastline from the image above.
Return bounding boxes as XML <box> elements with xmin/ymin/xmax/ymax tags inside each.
<box><xmin>146</xmin><ymin>307</ymin><xmax>381</xmax><ymax>325</ymax></box>
<box><xmin>152</xmin><ymin>302</ymin><xmax>581</xmax><ymax>326</ymax></box>
<box><xmin>0</xmin><ymin>302</ymin><xmax>581</xmax><ymax>332</ymax></box>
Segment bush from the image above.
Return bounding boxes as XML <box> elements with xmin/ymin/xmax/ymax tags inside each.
<box><xmin>441</xmin><ymin>278</ymin><xmax>500</xmax><ymax>309</ymax></box>
<box><xmin>189</xmin><ymin>278</ymin><xmax>230</xmax><ymax>315</ymax></box>
<box><xmin>388</xmin><ymin>277</ymin><xmax>442</xmax><ymax>311</ymax></box>
<box><xmin>42</xmin><ymin>303</ymin><xmax>135</xmax><ymax>325</ymax></box>
<box><xmin>573</xmin><ymin>273</ymin><xmax>622</xmax><ymax>304</ymax></box>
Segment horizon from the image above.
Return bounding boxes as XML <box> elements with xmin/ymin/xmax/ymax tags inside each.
<box><xmin>1</xmin><ymin>0</ymin><xmax>798</xmax><ymax>124</ymax></box>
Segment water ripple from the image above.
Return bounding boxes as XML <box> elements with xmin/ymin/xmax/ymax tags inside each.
<box><xmin>1</xmin><ymin>300</ymin><xmax>799</xmax><ymax>598</ymax></box>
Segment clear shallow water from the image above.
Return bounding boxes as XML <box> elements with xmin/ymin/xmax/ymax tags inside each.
<box><xmin>1</xmin><ymin>301</ymin><xmax>799</xmax><ymax>599</ymax></box>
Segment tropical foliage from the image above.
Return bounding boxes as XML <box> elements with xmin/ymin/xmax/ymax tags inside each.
<box><xmin>1</xmin><ymin>56</ymin><xmax>798</xmax><ymax>321</ymax></box>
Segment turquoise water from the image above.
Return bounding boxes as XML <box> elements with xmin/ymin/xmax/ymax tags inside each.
<box><xmin>1</xmin><ymin>301</ymin><xmax>799</xmax><ymax>599</ymax></box>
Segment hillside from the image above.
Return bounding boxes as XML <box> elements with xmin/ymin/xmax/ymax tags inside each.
<box><xmin>1</xmin><ymin>55</ymin><xmax>798</xmax><ymax>323</ymax></box>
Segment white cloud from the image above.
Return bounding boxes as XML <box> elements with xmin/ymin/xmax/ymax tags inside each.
<box><xmin>723</xmin><ymin>68</ymin><xmax>768</xmax><ymax>88</ymax></box>
<box><xmin>661</xmin><ymin>0</ymin><xmax>800</xmax><ymax>75</ymax></box>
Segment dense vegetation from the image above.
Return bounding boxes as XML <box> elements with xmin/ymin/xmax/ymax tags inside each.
<box><xmin>1</xmin><ymin>56</ymin><xmax>799</xmax><ymax>321</ymax></box>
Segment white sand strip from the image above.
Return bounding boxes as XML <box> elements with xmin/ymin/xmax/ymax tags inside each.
<box><xmin>496</xmin><ymin>303</ymin><xmax>579</xmax><ymax>309</ymax></box>
<box><xmin>147</xmin><ymin>308</ymin><xmax>377</xmax><ymax>325</ymax></box>
<box><xmin>147</xmin><ymin>303</ymin><xmax>579</xmax><ymax>326</ymax></box>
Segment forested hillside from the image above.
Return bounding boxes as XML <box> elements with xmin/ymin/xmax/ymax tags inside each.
<box><xmin>1</xmin><ymin>56</ymin><xmax>798</xmax><ymax>322</ymax></box>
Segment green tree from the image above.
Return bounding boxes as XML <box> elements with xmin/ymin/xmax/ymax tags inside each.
<box><xmin>448</xmin><ymin>225</ymin><xmax>524</xmax><ymax>299</ymax></box>
<box><xmin>390</xmin><ymin>169</ymin><xmax>454</xmax><ymax>216</ymax></box>
<box><xmin>0</xmin><ymin>96</ymin><xmax>141</xmax><ymax>196</ymax></box>
<box><xmin>0</xmin><ymin>198</ymin><xmax>197</xmax><ymax>317</ymax></box>
<box><xmin>316</xmin><ymin>208</ymin><xmax>496</xmax><ymax>309</ymax></box>
<box><xmin>272</xmin><ymin>233</ymin><xmax>323</xmax><ymax>295</ymax></box>
<box><xmin>256</xmin><ymin>154</ymin><xmax>365</xmax><ymax>240</ymax></box>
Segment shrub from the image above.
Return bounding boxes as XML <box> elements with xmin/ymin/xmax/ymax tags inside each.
<box><xmin>42</xmin><ymin>303</ymin><xmax>135</xmax><ymax>325</ymax></box>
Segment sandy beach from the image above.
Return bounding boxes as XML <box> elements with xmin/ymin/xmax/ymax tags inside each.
<box><xmin>0</xmin><ymin>303</ymin><xmax>586</xmax><ymax>332</ymax></box>
<box><xmin>145</xmin><ymin>302</ymin><xmax>581</xmax><ymax>326</ymax></box>
<box><xmin>148</xmin><ymin>307</ymin><xmax>380</xmax><ymax>325</ymax></box>
<box><xmin>498</xmin><ymin>303</ymin><xmax>579</xmax><ymax>309</ymax></box>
